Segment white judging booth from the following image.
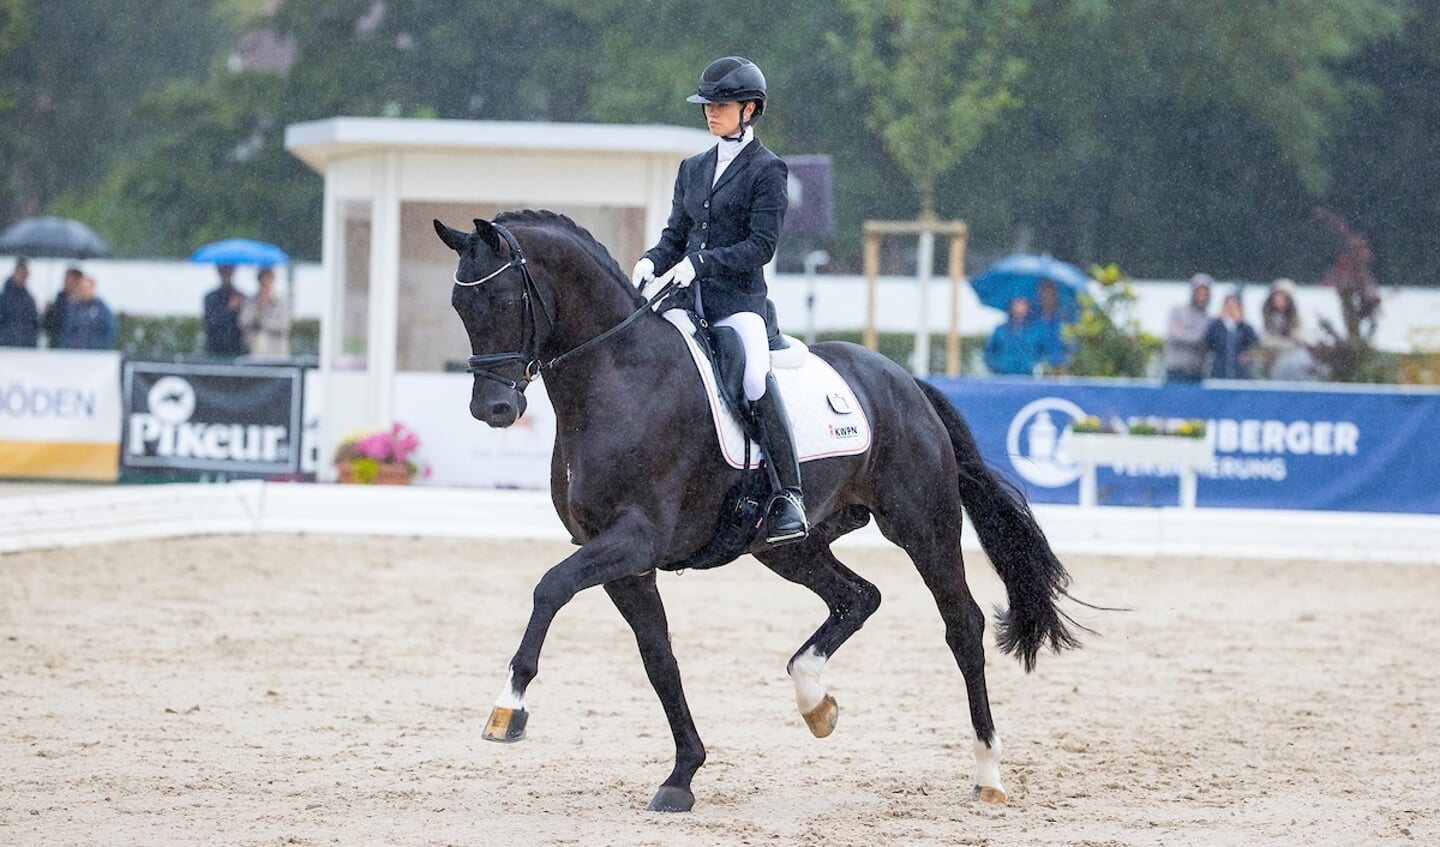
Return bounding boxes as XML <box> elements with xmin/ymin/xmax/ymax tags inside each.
<box><xmin>284</xmin><ymin>117</ymin><xmax>715</xmax><ymax>483</ymax></box>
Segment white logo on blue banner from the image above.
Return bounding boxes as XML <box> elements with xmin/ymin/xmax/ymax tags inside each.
<box><xmin>1005</xmin><ymin>397</ymin><xmax>1087</xmax><ymax>488</ymax></box>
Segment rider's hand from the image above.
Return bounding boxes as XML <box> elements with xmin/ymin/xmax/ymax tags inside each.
<box><xmin>630</xmin><ymin>258</ymin><xmax>655</xmax><ymax>288</ymax></box>
<box><xmin>657</xmin><ymin>257</ymin><xmax>697</xmax><ymax>289</ymax></box>
<box><xmin>640</xmin><ymin>276</ymin><xmax>668</xmax><ymax>302</ymax></box>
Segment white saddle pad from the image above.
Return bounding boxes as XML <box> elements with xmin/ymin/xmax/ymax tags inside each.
<box><xmin>662</xmin><ymin>311</ymin><xmax>873</xmax><ymax>470</ymax></box>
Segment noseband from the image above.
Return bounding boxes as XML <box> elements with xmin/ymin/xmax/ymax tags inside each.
<box><xmin>458</xmin><ymin>221</ymin><xmax>674</xmax><ymax>392</ymax></box>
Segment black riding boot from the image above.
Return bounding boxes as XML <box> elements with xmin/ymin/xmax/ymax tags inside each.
<box><xmin>752</xmin><ymin>372</ymin><xmax>809</xmax><ymax>544</ymax></box>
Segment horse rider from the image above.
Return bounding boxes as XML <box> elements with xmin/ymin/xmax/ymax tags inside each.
<box><xmin>631</xmin><ymin>55</ymin><xmax>808</xmax><ymax>545</ymax></box>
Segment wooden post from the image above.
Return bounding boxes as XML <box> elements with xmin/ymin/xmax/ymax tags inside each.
<box><xmin>946</xmin><ymin>229</ymin><xmax>967</xmax><ymax>376</ymax></box>
<box><xmin>860</xmin><ymin>218</ymin><xmax>969</xmax><ymax>373</ymax></box>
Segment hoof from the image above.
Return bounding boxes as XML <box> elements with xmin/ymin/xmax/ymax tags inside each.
<box><xmin>646</xmin><ymin>785</ymin><xmax>695</xmax><ymax>813</ymax></box>
<box><xmin>974</xmin><ymin>784</ymin><xmax>1007</xmax><ymax>805</ymax></box>
<box><xmin>801</xmin><ymin>693</ymin><xmax>838</xmax><ymax>738</ymax></box>
<box><xmin>482</xmin><ymin>706</ymin><xmax>528</xmax><ymax>743</ymax></box>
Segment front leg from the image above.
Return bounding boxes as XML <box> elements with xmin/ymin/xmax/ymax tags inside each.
<box><xmin>483</xmin><ymin>513</ymin><xmax>659</xmax><ymax>743</ymax></box>
<box><xmin>604</xmin><ymin>573</ymin><xmax>706</xmax><ymax>812</ymax></box>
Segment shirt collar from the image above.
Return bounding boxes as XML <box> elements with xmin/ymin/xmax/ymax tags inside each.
<box><xmin>716</xmin><ymin>128</ymin><xmax>754</xmax><ymax>164</ymax></box>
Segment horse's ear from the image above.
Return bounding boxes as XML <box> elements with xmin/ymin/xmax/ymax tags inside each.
<box><xmin>433</xmin><ymin>219</ymin><xmax>469</xmax><ymax>253</ymax></box>
<box><xmin>473</xmin><ymin>218</ymin><xmax>503</xmax><ymax>255</ymax></box>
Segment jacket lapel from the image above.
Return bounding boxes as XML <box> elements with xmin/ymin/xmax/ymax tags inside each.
<box><xmin>697</xmin><ymin>147</ymin><xmax>718</xmax><ymax>195</ymax></box>
<box><xmin>710</xmin><ymin>141</ymin><xmax>757</xmax><ymax>194</ymax></box>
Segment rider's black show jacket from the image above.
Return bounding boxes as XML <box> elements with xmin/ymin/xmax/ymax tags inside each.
<box><xmin>642</xmin><ymin>139</ymin><xmax>788</xmax><ymax>320</ymax></box>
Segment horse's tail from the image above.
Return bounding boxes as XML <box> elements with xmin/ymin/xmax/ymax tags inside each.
<box><xmin>914</xmin><ymin>378</ymin><xmax>1085</xmax><ymax>671</ymax></box>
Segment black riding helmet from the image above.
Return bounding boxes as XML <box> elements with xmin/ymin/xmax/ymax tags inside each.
<box><xmin>687</xmin><ymin>56</ymin><xmax>767</xmax><ymax>124</ymax></box>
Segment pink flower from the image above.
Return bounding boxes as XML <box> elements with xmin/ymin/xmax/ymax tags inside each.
<box><xmin>335</xmin><ymin>421</ymin><xmax>426</xmax><ymax>470</ymax></box>
<box><xmin>356</xmin><ymin>432</ymin><xmax>392</xmax><ymax>460</ymax></box>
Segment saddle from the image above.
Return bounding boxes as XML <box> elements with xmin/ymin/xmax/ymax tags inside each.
<box><xmin>656</xmin><ymin>300</ymin><xmax>867</xmax><ymax>571</ymax></box>
<box><xmin>689</xmin><ymin>299</ymin><xmax>805</xmax><ymax>430</ymax></box>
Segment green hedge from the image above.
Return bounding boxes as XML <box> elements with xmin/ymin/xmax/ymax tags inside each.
<box><xmin>813</xmin><ymin>331</ymin><xmax>990</xmax><ymax>376</ymax></box>
<box><xmin>116</xmin><ymin>314</ymin><xmax>319</xmax><ymax>358</ymax></box>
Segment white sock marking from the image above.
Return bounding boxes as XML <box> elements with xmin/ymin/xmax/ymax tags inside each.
<box><xmin>494</xmin><ymin>668</ymin><xmax>526</xmax><ymax>711</ymax></box>
<box><xmin>788</xmin><ymin>648</ymin><xmax>829</xmax><ymax>714</ymax></box>
<box><xmin>974</xmin><ymin>732</ymin><xmax>1005</xmax><ymax>793</ymax></box>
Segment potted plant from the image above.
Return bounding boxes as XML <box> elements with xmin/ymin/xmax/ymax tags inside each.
<box><xmin>333</xmin><ymin>422</ymin><xmax>429</xmax><ymax>485</ymax></box>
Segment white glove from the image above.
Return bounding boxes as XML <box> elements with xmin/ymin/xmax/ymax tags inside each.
<box><xmin>656</xmin><ymin>256</ymin><xmax>697</xmax><ymax>289</ymax></box>
<box><xmin>630</xmin><ymin>258</ymin><xmax>655</xmax><ymax>288</ymax></box>
<box><xmin>640</xmin><ymin>276</ymin><xmax>669</xmax><ymax>302</ymax></box>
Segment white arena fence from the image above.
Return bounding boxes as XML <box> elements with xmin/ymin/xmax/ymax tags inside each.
<box><xmin>2</xmin><ymin>481</ymin><xmax>1436</xmax><ymax>565</ymax></box>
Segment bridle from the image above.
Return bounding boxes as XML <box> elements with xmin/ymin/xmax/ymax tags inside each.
<box><xmin>457</xmin><ymin>221</ymin><xmax>674</xmax><ymax>392</ymax></box>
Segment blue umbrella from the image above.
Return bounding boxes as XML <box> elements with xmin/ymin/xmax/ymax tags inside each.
<box><xmin>970</xmin><ymin>254</ymin><xmax>1090</xmax><ymax>317</ymax></box>
<box><xmin>190</xmin><ymin>238</ymin><xmax>289</xmax><ymax>266</ymax></box>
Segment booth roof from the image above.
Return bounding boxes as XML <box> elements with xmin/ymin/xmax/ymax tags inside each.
<box><xmin>284</xmin><ymin>116</ymin><xmax>716</xmax><ymax>173</ymax></box>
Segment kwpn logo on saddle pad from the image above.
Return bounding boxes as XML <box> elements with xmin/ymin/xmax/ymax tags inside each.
<box><xmin>661</xmin><ymin>311</ymin><xmax>872</xmax><ymax>469</ymax></box>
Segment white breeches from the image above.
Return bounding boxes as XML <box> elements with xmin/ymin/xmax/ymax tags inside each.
<box><xmin>714</xmin><ymin>310</ymin><xmax>770</xmax><ymax>401</ymax></box>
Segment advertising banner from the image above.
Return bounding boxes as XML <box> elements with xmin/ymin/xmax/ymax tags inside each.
<box><xmin>0</xmin><ymin>349</ymin><xmax>123</xmax><ymax>481</ymax></box>
<box><xmin>122</xmin><ymin>361</ymin><xmax>304</xmax><ymax>476</ymax></box>
<box><xmin>930</xmin><ymin>377</ymin><xmax>1440</xmax><ymax>514</ymax></box>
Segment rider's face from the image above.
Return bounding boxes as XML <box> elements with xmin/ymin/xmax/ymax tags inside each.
<box><xmin>704</xmin><ymin>101</ymin><xmax>750</xmax><ymax>137</ymax></box>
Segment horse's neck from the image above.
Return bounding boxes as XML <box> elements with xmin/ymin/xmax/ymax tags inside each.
<box><xmin>523</xmin><ymin>228</ymin><xmax>693</xmax><ymax>429</ymax></box>
<box><xmin>542</xmin><ymin>315</ymin><xmax>685</xmax><ymax>428</ymax></box>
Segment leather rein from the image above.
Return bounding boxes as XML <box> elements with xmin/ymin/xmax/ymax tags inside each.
<box><xmin>457</xmin><ymin>221</ymin><xmax>674</xmax><ymax>392</ymax></box>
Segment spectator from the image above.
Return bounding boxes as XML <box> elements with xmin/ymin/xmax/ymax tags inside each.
<box><xmin>1203</xmin><ymin>291</ymin><xmax>1259</xmax><ymax>379</ymax></box>
<box><xmin>1258</xmin><ymin>277</ymin><xmax>1316</xmax><ymax>380</ymax></box>
<box><xmin>58</xmin><ymin>275</ymin><xmax>118</xmax><ymax>350</ymax></box>
<box><xmin>1033</xmin><ymin>278</ymin><xmax>1075</xmax><ymax>372</ymax></box>
<box><xmin>1163</xmin><ymin>273</ymin><xmax>1213</xmax><ymax>382</ymax></box>
<box><xmin>984</xmin><ymin>296</ymin><xmax>1046</xmax><ymax>376</ymax></box>
<box><xmin>42</xmin><ymin>266</ymin><xmax>84</xmax><ymax>348</ymax></box>
<box><xmin>0</xmin><ymin>257</ymin><xmax>38</xmax><ymax>347</ymax></box>
<box><xmin>239</xmin><ymin>266</ymin><xmax>291</xmax><ymax>358</ymax></box>
<box><xmin>202</xmin><ymin>264</ymin><xmax>247</xmax><ymax>357</ymax></box>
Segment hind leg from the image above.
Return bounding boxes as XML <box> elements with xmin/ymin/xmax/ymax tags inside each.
<box><xmin>756</xmin><ymin>533</ymin><xmax>882</xmax><ymax>739</ymax></box>
<box><xmin>873</xmin><ymin>499</ymin><xmax>1006</xmax><ymax>803</ymax></box>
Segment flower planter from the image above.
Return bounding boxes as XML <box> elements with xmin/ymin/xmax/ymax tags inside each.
<box><xmin>331</xmin><ymin>422</ymin><xmax>427</xmax><ymax>485</ymax></box>
<box><xmin>335</xmin><ymin>461</ymin><xmax>414</xmax><ymax>485</ymax></box>
<box><xmin>1069</xmin><ymin>433</ymin><xmax>1214</xmax><ymax>508</ymax></box>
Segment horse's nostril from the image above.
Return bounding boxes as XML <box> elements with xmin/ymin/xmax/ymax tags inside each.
<box><xmin>489</xmin><ymin>402</ymin><xmax>514</xmax><ymax>421</ymax></box>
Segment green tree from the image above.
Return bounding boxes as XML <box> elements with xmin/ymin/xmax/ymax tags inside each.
<box><xmin>0</xmin><ymin>0</ymin><xmax>30</xmax><ymax>110</ymax></box>
<box><xmin>1327</xmin><ymin>3</ymin><xmax>1440</xmax><ymax>287</ymax></box>
<box><xmin>0</xmin><ymin>0</ymin><xmax>233</xmax><ymax>222</ymax></box>
<box><xmin>943</xmin><ymin>0</ymin><xmax>1407</xmax><ymax>279</ymax></box>
<box><xmin>66</xmin><ymin>71</ymin><xmax>320</xmax><ymax>259</ymax></box>
<box><xmin>836</xmin><ymin>0</ymin><xmax>1031</xmax><ymax>218</ymax></box>
<box><xmin>7</xmin><ymin>0</ymin><xmax>1433</xmax><ymax>298</ymax></box>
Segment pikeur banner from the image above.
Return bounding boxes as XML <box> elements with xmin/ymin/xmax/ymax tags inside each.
<box><xmin>123</xmin><ymin>361</ymin><xmax>303</xmax><ymax>476</ymax></box>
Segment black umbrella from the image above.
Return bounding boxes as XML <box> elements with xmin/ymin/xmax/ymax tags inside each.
<box><xmin>0</xmin><ymin>216</ymin><xmax>111</xmax><ymax>259</ymax></box>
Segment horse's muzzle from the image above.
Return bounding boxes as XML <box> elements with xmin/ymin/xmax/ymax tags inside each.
<box><xmin>472</xmin><ymin>390</ymin><xmax>526</xmax><ymax>428</ymax></box>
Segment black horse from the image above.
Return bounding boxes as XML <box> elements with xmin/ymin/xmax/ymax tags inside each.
<box><xmin>434</xmin><ymin>211</ymin><xmax>1082</xmax><ymax>812</ymax></box>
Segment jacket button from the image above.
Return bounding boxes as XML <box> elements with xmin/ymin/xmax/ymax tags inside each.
<box><xmin>701</xmin><ymin>222</ymin><xmax>708</xmax><ymax>229</ymax></box>
<box><xmin>703</xmin><ymin>200</ymin><xmax>710</xmax><ymax>208</ymax></box>
<box><xmin>700</xmin><ymin>242</ymin><xmax>707</xmax><ymax>249</ymax></box>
